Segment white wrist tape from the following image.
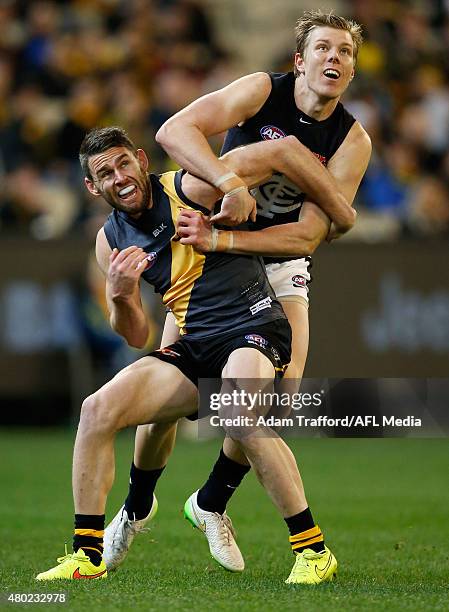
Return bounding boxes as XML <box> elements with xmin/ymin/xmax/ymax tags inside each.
<box><xmin>210</xmin><ymin>226</ymin><xmax>219</xmax><ymax>251</ymax></box>
<box><xmin>213</xmin><ymin>172</ymin><xmax>238</xmax><ymax>188</ymax></box>
<box><xmin>210</xmin><ymin>228</ymin><xmax>234</xmax><ymax>252</ymax></box>
<box><xmin>224</xmin><ymin>185</ymin><xmax>247</xmax><ymax>198</ymax></box>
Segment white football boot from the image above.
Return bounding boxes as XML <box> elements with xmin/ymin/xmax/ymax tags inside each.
<box><xmin>103</xmin><ymin>495</ymin><xmax>158</xmax><ymax>571</ymax></box>
<box><xmin>184</xmin><ymin>490</ymin><xmax>244</xmax><ymax>572</ymax></box>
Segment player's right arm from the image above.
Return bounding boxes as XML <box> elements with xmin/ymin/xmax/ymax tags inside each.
<box><xmin>222</xmin><ymin>135</ymin><xmax>356</xmax><ymax>231</ymax></box>
<box><xmin>181</xmin><ymin>135</ymin><xmax>356</xmax><ymax>240</ymax></box>
<box><xmin>95</xmin><ymin>228</ymin><xmax>151</xmax><ymax>349</ymax></box>
<box><xmin>178</xmin><ymin>128</ymin><xmax>370</xmax><ymax>256</ymax></box>
<box><xmin>156</xmin><ymin>72</ymin><xmax>273</xmax><ymax>225</ymax></box>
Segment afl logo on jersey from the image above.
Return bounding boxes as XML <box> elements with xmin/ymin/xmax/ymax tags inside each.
<box><xmin>260</xmin><ymin>125</ymin><xmax>286</xmax><ymax>140</ymax></box>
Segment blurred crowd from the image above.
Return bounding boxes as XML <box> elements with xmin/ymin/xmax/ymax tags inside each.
<box><xmin>341</xmin><ymin>0</ymin><xmax>449</xmax><ymax>241</ymax></box>
<box><xmin>0</xmin><ymin>0</ymin><xmax>233</xmax><ymax>241</ymax></box>
<box><xmin>1</xmin><ymin>0</ymin><xmax>449</xmax><ymax>242</ymax></box>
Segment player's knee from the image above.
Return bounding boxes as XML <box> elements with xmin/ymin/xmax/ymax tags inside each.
<box><xmin>80</xmin><ymin>392</ymin><xmax>119</xmax><ymax>435</ymax></box>
<box><xmin>218</xmin><ymin>403</ymin><xmax>270</xmax><ymax>440</ymax></box>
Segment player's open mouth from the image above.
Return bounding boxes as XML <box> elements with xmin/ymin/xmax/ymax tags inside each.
<box><xmin>118</xmin><ymin>185</ymin><xmax>137</xmax><ymax>200</ymax></box>
<box><xmin>323</xmin><ymin>69</ymin><xmax>340</xmax><ymax>80</ymax></box>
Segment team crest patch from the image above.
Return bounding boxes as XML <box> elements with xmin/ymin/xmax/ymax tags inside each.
<box><xmin>245</xmin><ymin>334</ymin><xmax>268</xmax><ymax>348</ymax></box>
<box><xmin>260</xmin><ymin>125</ymin><xmax>286</xmax><ymax>140</ymax></box>
<box><xmin>146</xmin><ymin>252</ymin><xmax>158</xmax><ymax>269</ymax></box>
<box><xmin>291</xmin><ymin>274</ymin><xmax>306</xmax><ymax>288</ymax></box>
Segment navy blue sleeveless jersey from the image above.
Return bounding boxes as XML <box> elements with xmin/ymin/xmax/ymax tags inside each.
<box><xmin>103</xmin><ymin>171</ymin><xmax>286</xmax><ymax>339</ymax></box>
<box><xmin>221</xmin><ymin>71</ymin><xmax>355</xmax><ymax>263</ymax></box>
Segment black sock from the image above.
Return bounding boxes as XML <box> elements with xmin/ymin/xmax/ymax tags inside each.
<box><xmin>285</xmin><ymin>508</ymin><xmax>325</xmax><ymax>554</ymax></box>
<box><xmin>197</xmin><ymin>449</ymin><xmax>250</xmax><ymax>514</ymax></box>
<box><xmin>124</xmin><ymin>462</ymin><xmax>165</xmax><ymax>520</ymax></box>
<box><xmin>73</xmin><ymin>514</ymin><xmax>105</xmax><ymax>566</ymax></box>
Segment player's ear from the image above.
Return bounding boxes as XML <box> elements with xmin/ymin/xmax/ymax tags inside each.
<box><xmin>136</xmin><ymin>148</ymin><xmax>149</xmax><ymax>172</ymax></box>
<box><xmin>85</xmin><ymin>177</ymin><xmax>100</xmax><ymax>196</ymax></box>
<box><xmin>294</xmin><ymin>53</ymin><xmax>305</xmax><ymax>75</ymax></box>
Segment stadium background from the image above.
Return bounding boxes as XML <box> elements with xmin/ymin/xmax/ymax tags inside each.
<box><xmin>0</xmin><ymin>1</ymin><xmax>448</xmax><ymax>609</ymax></box>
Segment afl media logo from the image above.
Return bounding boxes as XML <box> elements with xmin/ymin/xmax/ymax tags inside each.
<box><xmin>260</xmin><ymin>125</ymin><xmax>286</xmax><ymax>140</ymax></box>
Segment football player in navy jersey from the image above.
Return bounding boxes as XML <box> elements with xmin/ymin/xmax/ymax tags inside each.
<box><xmin>104</xmin><ymin>10</ymin><xmax>371</xmax><ymax>584</ymax></box>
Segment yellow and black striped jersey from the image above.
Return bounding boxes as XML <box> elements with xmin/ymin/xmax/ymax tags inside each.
<box><xmin>103</xmin><ymin>170</ymin><xmax>286</xmax><ymax>338</ymax></box>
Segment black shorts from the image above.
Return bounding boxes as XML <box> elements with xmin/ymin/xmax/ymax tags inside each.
<box><xmin>149</xmin><ymin>318</ymin><xmax>292</xmax><ymax>387</ymax></box>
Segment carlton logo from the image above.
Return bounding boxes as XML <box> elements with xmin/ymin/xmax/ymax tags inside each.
<box><xmin>260</xmin><ymin>125</ymin><xmax>286</xmax><ymax>140</ymax></box>
<box><xmin>292</xmin><ymin>275</ymin><xmax>306</xmax><ymax>287</ymax></box>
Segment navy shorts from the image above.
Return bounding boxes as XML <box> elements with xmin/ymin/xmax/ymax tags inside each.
<box><xmin>149</xmin><ymin>318</ymin><xmax>291</xmax><ymax>388</ymax></box>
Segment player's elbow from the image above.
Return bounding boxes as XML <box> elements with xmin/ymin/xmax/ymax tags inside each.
<box><xmin>275</xmin><ymin>135</ymin><xmax>301</xmax><ymax>160</ymax></box>
<box><xmin>294</xmin><ymin>228</ymin><xmax>324</xmax><ymax>256</ymax></box>
<box><xmin>128</xmin><ymin>338</ymin><xmax>147</xmax><ymax>350</ymax></box>
<box><xmin>284</xmin><ymin>134</ymin><xmax>300</xmax><ymax>147</ymax></box>
<box><xmin>120</xmin><ymin>326</ymin><xmax>148</xmax><ymax>349</ymax></box>
<box><xmin>155</xmin><ymin>118</ymin><xmax>179</xmax><ymax>148</ymax></box>
<box><xmin>121</xmin><ymin>331</ymin><xmax>147</xmax><ymax>350</ymax></box>
<box><xmin>155</xmin><ymin>122</ymin><xmax>169</xmax><ymax>146</ymax></box>
<box><xmin>110</xmin><ymin>317</ymin><xmax>147</xmax><ymax>349</ymax></box>
<box><xmin>337</xmin><ymin>204</ymin><xmax>357</xmax><ymax>233</ymax></box>
<box><xmin>299</xmin><ymin>236</ymin><xmax>320</xmax><ymax>256</ymax></box>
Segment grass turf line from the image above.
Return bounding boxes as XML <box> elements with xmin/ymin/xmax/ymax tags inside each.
<box><xmin>0</xmin><ymin>429</ymin><xmax>448</xmax><ymax>611</ymax></box>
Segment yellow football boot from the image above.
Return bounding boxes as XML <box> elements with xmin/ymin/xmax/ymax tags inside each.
<box><xmin>36</xmin><ymin>547</ymin><xmax>107</xmax><ymax>581</ymax></box>
<box><xmin>285</xmin><ymin>546</ymin><xmax>337</xmax><ymax>585</ymax></box>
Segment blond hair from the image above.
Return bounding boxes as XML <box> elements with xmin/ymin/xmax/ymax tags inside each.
<box><xmin>294</xmin><ymin>10</ymin><xmax>363</xmax><ymax>76</ymax></box>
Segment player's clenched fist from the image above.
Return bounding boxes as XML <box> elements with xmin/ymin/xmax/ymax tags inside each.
<box><xmin>210</xmin><ymin>188</ymin><xmax>257</xmax><ymax>226</ymax></box>
<box><xmin>177</xmin><ymin>210</ymin><xmax>213</xmax><ymax>251</ymax></box>
<box><xmin>108</xmin><ymin>246</ymin><xmax>150</xmax><ymax>300</ymax></box>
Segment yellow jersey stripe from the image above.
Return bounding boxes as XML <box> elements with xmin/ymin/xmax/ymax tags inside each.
<box><xmin>159</xmin><ymin>173</ymin><xmax>206</xmax><ymax>334</ymax></box>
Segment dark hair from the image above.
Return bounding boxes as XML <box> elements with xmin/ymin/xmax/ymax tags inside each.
<box><xmin>79</xmin><ymin>126</ymin><xmax>137</xmax><ymax>180</ymax></box>
<box><xmin>294</xmin><ymin>10</ymin><xmax>364</xmax><ymax>76</ymax></box>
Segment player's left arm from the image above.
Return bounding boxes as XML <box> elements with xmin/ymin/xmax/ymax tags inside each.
<box><xmin>325</xmin><ymin>121</ymin><xmax>372</xmax><ymax>241</ymax></box>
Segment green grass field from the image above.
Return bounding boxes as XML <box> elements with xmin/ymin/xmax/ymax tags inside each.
<box><xmin>0</xmin><ymin>429</ymin><xmax>448</xmax><ymax>611</ymax></box>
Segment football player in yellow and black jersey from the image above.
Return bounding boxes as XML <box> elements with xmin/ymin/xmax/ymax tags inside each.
<box><xmin>35</xmin><ymin>119</ymin><xmax>356</xmax><ymax>582</ymax></box>
<box><xmin>103</xmin><ymin>11</ymin><xmax>371</xmax><ymax>586</ymax></box>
